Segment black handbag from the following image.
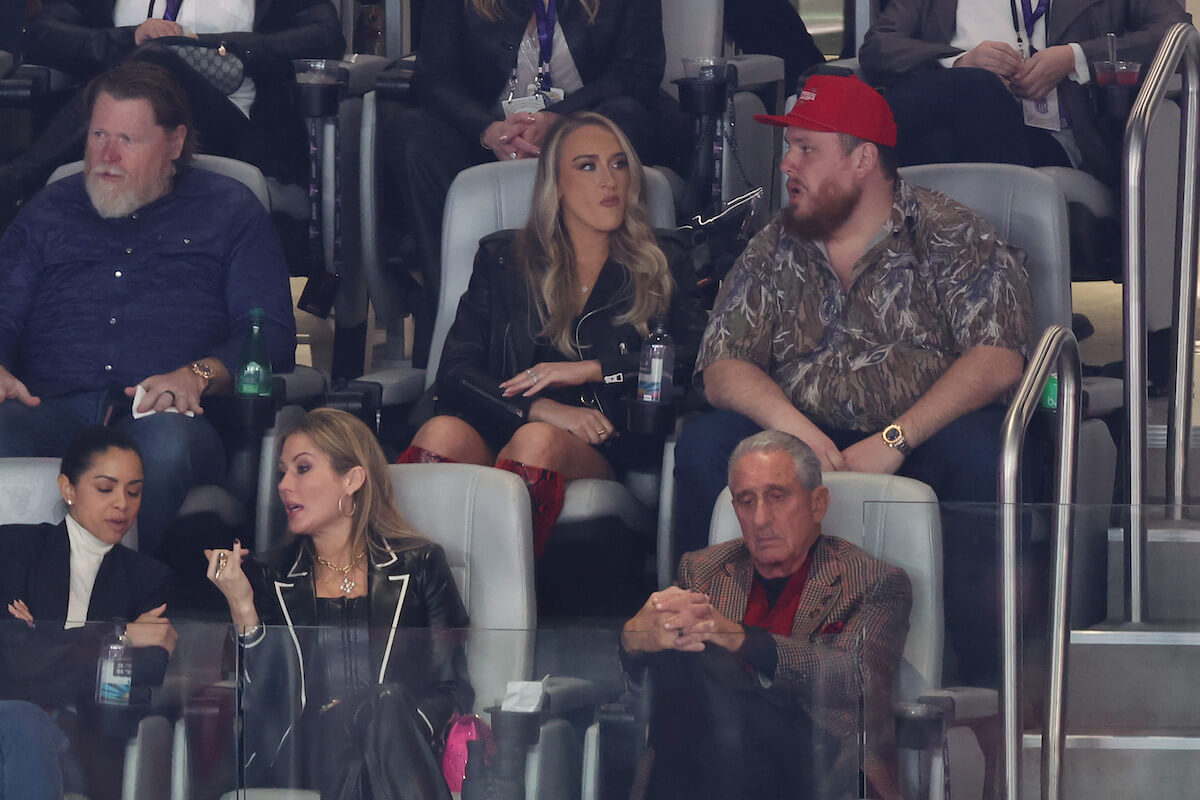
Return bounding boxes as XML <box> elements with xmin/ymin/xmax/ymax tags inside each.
<box><xmin>151</xmin><ymin>37</ymin><xmax>247</xmax><ymax>96</ymax></box>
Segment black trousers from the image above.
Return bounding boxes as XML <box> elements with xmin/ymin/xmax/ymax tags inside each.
<box><xmin>640</xmin><ymin>648</ymin><xmax>847</xmax><ymax>800</ymax></box>
<box><xmin>722</xmin><ymin>0</ymin><xmax>826</xmax><ymax>94</ymax></box>
<box><xmin>305</xmin><ymin>684</ymin><xmax>450</xmax><ymax>800</ymax></box>
<box><xmin>883</xmin><ymin>67</ymin><xmax>1073</xmax><ymax>170</ymax></box>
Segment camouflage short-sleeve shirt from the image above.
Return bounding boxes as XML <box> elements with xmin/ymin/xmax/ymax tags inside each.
<box><xmin>696</xmin><ymin>179</ymin><xmax>1033</xmax><ymax>432</ymax></box>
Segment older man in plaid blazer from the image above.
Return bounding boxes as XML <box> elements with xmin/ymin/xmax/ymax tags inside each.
<box><xmin>622</xmin><ymin>431</ymin><xmax>912</xmax><ymax>800</ymax></box>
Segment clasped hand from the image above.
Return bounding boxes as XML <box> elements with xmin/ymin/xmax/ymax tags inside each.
<box><xmin>955</xmin><ymin>41</ymin><xmax>1077</xmax><ymax>101</ymax></box>
<box><xmin>622</xmin><ymin>587</ymin><xmax>746</xmax><ymax>656</ymax></box>
<box><xmin>481</xmin><ymin>111</ymin><xmax>560</xmax><ymax>160</ymax></box>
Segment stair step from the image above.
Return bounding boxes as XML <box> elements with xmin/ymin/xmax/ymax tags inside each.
<box><xmin>1063</xmin><ymin>625</ymin><xmax>1200</xmax><ymax>728</ymax></box>
<box><xmin>1107</xmin><ymin>525</ymin><xmax>1200</xmax><ymax>621</ymax></box>
<box><xmin>1021</xmin><ymin>730</ymin><xmax>1200</xmax><ymax>800</ymax></box>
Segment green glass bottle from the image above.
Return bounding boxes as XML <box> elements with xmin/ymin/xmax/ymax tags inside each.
<box><xmin>235</xmin><ymin>307</ymin><xmax>273</xmax><ymax>397</ymax></box>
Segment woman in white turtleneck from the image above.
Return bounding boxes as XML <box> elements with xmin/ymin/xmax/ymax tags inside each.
<box><xmin>0</xmin><ymin>426</ymin><xmax>176</xmax><ymax>800</ymax></box>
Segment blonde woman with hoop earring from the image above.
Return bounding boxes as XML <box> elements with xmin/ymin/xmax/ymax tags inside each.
<box><xmin>398</xmin><ymin>112</ymin><xmax>705</xmax><ymax>560</ymax></box>
<box><xmin>205</xmin><ymin>408</ymin><xmax>472</xmax><ymax>799</ymax></box>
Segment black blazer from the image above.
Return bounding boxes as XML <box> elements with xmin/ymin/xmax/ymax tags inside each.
<box><xmin>413</xmin><ymin>0</ymin><xmax>667</xmax><ymax>140</ymax></box>
<box><xmin>436</xmin><ymin>228</ymin><xmax>707</xmax><ymax>440</ymax></box>
<box><xmin>0</xmin><ymin>522</ymin><xmax>171</xmax><ymax>708</ymax></box>
<box><xmin>239</xmin><ymin>537</ymin><xmax>473</xmax><ymax>786</ymax></box>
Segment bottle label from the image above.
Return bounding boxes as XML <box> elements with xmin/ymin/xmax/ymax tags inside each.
<box><xmin>638</xmin><ymin>357</ymin><xmax>665</xmax><ymax>403</ymax></box>
<box><xmin>1041</xmin><ymin>374</ymin><xmax>1059</xmax><ymax>410</ymax></box>
<box><xmin>97</xmin><ymin>655</ymin><xmax>132</xmax><ymax>705</ymax></box>
<box><xmin>236</xmin><ymin>361</ymin><xmax>271</xmax><ymax>397</ymax></box>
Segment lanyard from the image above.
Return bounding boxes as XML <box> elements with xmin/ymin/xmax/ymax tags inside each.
<box><xmin>532</xmin><ymin>0</ymin><xmax>557</xmax><ymax>90</ymax></box>
<box><xmin>147</xmin><ymin>0</ymin><xmax>184</xmax><ymax>22</ymax></box>
<box><xmin>1008</xmin><ymin>0</ymin><xmax>1049</xmax><ymax>56</ymax></box>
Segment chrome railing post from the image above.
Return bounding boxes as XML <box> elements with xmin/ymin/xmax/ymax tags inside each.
<box><xmin>1167</xmin><ymin>30</ymin><xmax>1200</xmax><ymax>521</ymax></box>
<box><xmin>1122</xmin><ymin>22</ymin><xmax>1200</xmax><ymax>620</ymax></box>
<box><xmin>999</xmin><ymin>325</ymin><xmax>1081</xmax><ymax>800</ymax></box>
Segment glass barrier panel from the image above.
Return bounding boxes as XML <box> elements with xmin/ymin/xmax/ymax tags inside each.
<box><xmin>0</xmin><ymin>619</ymin><xmax>237</xmax><ymax>800</ymax></box>
<box><xmin>233</xmin><ymin>625</ymin><xmax>864</xmax><ymax>799</ymax></box>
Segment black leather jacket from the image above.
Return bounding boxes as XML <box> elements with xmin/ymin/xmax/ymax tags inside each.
<box><xmin>436</xmin><ymin>229</ymin><xmax>707</xmax><ymax>440</ymax></box>
<box><xmin>240</xmin><ymin>538</ymin><xmax>472</xmax><ymax>787</ymax></box>
<box><xmin>413</xmin><ymin>0</ymin><xmax>666</xmax><ymax>140</ymax></box>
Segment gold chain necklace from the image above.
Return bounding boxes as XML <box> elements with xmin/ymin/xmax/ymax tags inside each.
<box><xmin>314</xmin><ymin>551</ymin><xmax>366</xmax><ymax>595</ymax></box>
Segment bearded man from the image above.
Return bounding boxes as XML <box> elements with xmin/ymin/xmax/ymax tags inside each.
<box><xmin>0</xmin><ymin>61</ymin><xmax>294</xmax><ymax>555</ymax></box>
<box><xmin>672</xmin><ymin>75</ymin><xmax>1036</xmax><ymax>688</ymax></box>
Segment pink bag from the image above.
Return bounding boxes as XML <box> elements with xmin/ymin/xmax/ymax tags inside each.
<box><xmin>441</xmin><ymin>713</ymin><xmax>493</xmax><ymax>792</ymax></box>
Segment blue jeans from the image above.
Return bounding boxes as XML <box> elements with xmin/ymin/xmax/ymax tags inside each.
<box><xmin>0</xmin><ymin>701</ymin><xmax>68</xmax><ymax>800</ymax></box>
<box><xmin>672</xmin><ymin>406</ymin><xmax>1049</xmax><ymax>687</ymax></box>
<box><xmin>0</xmin><ymin>390</ymin><xmax>226</xmax><ymax>555</ymax></box>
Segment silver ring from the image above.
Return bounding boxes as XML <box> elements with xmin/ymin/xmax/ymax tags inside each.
<box><xmin>215</xmin><ymin>551</ymin><xmax>228</xmax><ymax>579</ymax></box>
<box><xmin>530</xmin><ymin>372</ymin><xmax>540</xmax><ymax>383</ymax></box>
<box><xmin>525</xmin><ymin>369</ymin><xmax>535</xmax><ymax>379</ymax></box>
<box><xmin>509</xmin><ymin>151</ymin><xmax>518</xmax><ymax>159</ymax></box>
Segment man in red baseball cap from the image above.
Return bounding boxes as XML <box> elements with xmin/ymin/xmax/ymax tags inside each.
<box><xmin>675</xmin><ymin>71</ymin><xmax>1039</xmax><ymax>694</ymax></box>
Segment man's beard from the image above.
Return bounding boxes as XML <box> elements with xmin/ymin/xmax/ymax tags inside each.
<box><xmin>85</xmin><ymin>167</ymin><xmax>172</xmax><ymax>219</ymax></box>
<box><xmin>782</xmin><ymin>178</ymin><xmax>862</xmax><ymax>241</ymax></box>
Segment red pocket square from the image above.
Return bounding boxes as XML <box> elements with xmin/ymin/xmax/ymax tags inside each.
<box><xmin>820</xmin><ymin>621</ymin><xmax>844</xmax><ymax>635</ymax></box>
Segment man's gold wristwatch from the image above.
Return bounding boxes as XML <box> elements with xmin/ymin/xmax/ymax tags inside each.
<box><xmin>190</xmin><ymin>360</ymin><xmax>214</xmax><ymax>392</ymax></box>
<box><xmin>881</xmin><ymin>423</ymin><xmax>912</xmax><ymax>456</ymax></box>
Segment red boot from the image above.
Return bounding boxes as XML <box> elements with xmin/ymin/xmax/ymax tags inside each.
<box><xmin>396</xmin><ymin>445</ymin><xmax>457</xmax><ymax>464</ymax></box>
<box><xmin>495</xmin><ymin>459</ymin><xmax>565</xmax><ymax>560</ymax></box>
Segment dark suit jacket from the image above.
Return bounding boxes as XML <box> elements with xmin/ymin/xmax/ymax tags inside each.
<box><xmin>678</xmin><ymin>535</ymin><xmax>912</xmax><ymax>800</ymax></box>
<box><xmin>0</xmin><ymin>522</ymin><xmax>171</xmax><ymax>708</ymax></box>
<box><xmin>239</xmin><ymin>537</ymin><xmax>473</xmax><ymax>787</ymax></box>
<box><xmin>859</xmin><ymin>0</ymin><xmax>1188</xmax><ymax>183</ymax></box>
<box><xmin>23</xmin><ymin>0</ymin><xmax>344</xmax><ymax>84</ymax></box>
<box><xmin>413</xmin><ymin>0</ymin><xmax>666</xmax><ymax>140</ymax></box>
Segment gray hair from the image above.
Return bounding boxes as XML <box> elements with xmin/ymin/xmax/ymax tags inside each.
<box><xmin>728</xmin><ymin>430</ymin><xmax>824</xmax><ymax>490</ymax></box>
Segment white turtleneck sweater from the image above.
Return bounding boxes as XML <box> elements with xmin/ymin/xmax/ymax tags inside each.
<box><xmin>64</xmin><ymin>515</ymin><xmax>116</xmax><ymax>630</ymax></box>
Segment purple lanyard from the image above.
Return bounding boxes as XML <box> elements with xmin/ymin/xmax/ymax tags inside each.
<box><xmin>148</xmin><ymin>0</ymin><xmax>184</xmax><ymax>22</ymax></box>
<box><xmin>1012</xmin><ymin>0</ymin><xmax>1050</xmax><ymax>54</ymax></box>
<box><xmin>533</xmin><ymin>0</ymin><xmax>557</xmax><ymax>90</ymax></box>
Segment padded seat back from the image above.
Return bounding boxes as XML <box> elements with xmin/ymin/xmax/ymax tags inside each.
<box><xmin>427</xmin><ymin>160</ymin><xmax>676</xmax><ymax>385</ymax></box>
<box><xmin>389</xmin><ymin>463</ymin><xmax>535</xmax><ymax>710</ymax></box>
<box><xmin>660</xmin><ymin>0</ymin><xmax>723</xmax><ymax>90</ymax></box>
<box><xmin>899</xmin><ymin>163</ymin><xmax>1071</xmax><ymax>337</ymax></box>
<box><xmin>48</xmin><ymin>154</ymin><xmax>272</xmax><ymax>210</ymax></box>
<box><xmin>0</xmin><ymin>457</ymin><xmax>67</xmax><ymax>524</ymax></box>
<box><xmin>709</xmin><ymin>471</ymin><xmax>943</xmax><ymax>699</ymax></box>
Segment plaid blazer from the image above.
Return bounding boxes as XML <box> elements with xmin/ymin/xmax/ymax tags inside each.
<box><xmin>679</xmin><ymin>535</ymin><xmax>912</xmax><ymax>800</ymax></box>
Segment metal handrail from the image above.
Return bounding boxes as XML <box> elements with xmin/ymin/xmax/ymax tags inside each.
<box><xmin>1123</xmin><ymin>22</ymin><xmax>1200</xmax><ymax>623</ymax></box>
<box><xmin>998</xmin><ymin>325</ymin><xmax>1081</xmax><ymax>800</ymax></box>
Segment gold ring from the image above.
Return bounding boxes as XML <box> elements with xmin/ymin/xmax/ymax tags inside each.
<box><xmin>215</xmin><ymin>551</ymin><xmax>228</xmax><ymax>578</ymax></box>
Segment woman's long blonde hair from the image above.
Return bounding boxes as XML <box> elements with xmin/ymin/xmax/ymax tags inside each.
<box><xmin>470</xmin><ymin>0</ymin><xmax>599</xmax><ymax>24</ymax></box>
<box><xmin>284</xmin><ymin>408</ymin><xmax>424</xmax><ymax>559</ymax></box>
<box><xmin>516</xmin><ymin>112</ymin><xmax>673</xmax><ymax>356</ymax></box>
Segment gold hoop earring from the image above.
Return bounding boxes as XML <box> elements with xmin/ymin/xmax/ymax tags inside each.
<box><xmin>337</xmin><ymin>495</ymin><xmax>357</xmax><ymax>518</ymax></box>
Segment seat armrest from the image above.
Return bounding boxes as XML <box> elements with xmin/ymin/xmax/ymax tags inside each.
<box><xmin>341</xmin><ymin>53</ymin><xmax>392</xmax><ymax>96</ymax></box>
<box><xmin>0</xmin><ymin>63</ymin><xmax>76</xmax><ymax>103</ymax></box>
<box><xmin>725</xmin><ymin>54</ymin><xmax>785</xmax><ymax>91</ymax></box>
<box><xmin>0</xmin><ymin>51</ymin><xmax>12</xmax><ymax>79</ymax></box>
<box><xmin>542</xmin><ymin>676</ymin><xmax>601</xmax><ymax>715</ymax></box>
<box><xmin>375</xmin><ymin>57</ymin><xmax>415</xmax><ymax>103</ymax></box>
<box><xmin>918</xmin><ymin>686</ymin><xmax>999</xmax><ymax>723</ymax></box>
<box><xmin>894</xmin><ymin>701</ymin><xmax>946</xmax><ymax>750</ymax></box>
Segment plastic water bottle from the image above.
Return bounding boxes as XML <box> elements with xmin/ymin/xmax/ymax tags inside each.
<box><xmin>235</xmin><ymin>307</ymin><xmax>272</xmax><ymax>397</ymax></box>
<box><xmin>95</xmin><ymin>625</ymin><xmax>133</xmax><ymax>705</ymax></box>
<box><xmin>637</xmin><ymin>318</ymin><xmax>675</xmax><ymax>403</ymax></box>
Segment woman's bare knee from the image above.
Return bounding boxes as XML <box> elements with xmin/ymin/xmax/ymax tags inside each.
<box><xmin>411</xmin><ymin>416</ymin><xmax>492</xmax><ymax>464</ymax></box>
<box><xmin>499</xmin><ymin>422</ymin><xmax>570</xmax><ymax>469</ymax></box>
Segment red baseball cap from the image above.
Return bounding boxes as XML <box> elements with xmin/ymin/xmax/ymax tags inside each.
<box><xmin>753</xmin><ymin>74</ymin><xmax>897</xmax><ymax>148</ymax></box>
